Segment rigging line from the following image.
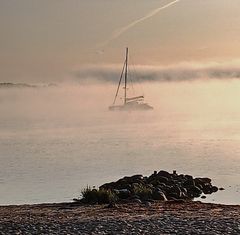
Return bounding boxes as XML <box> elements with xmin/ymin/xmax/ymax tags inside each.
<box><xmin>131</xmin><ymin>56</ymin><xmax>144</xmax><ymax>96</ymax></box>
<box><xmin>98</xmin><ymin>0</ymin><xmax>180</xmax><ymax>48</ymax></box>
<box><xmin>128</xmin><ymin>69</ymin><xmax>135</xmax><ymax>95</ymax></box>
<box><xmin>132</xmin><ymin>63</ymin><xmax>136</xmax><ymax>94</ymax></box>
<box><xmin>113</xmin><ymin>60</ymin><xmax>126</xmax><ymax>105</ymax></box>
<box><xmin>128</xmin><ymin>56</ymin><xmax>135</xmax><ymax>95</ymax></box>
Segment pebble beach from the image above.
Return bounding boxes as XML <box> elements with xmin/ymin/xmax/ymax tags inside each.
<box><xmin>0</xmin><ymin>201</ymin><xmax>240</xmax><ymax>234</ymax></box>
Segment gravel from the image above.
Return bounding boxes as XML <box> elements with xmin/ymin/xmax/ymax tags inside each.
<box><xmin>0</xmin><ymin>201</ymin><xmax>239</xmax><ymax>234</ymax></box>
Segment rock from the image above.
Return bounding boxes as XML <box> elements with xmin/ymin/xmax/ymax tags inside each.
<box><xmin>157</xmin><ymin>176</ymin><xmax>169</xmax><ymax>184</ymax></box>
<box><xmin>157</xmin><ymin>170</ymin><xmax>171</xmax><ymax>178</ymax></box>
<box><xmin>201</xmin><ymin>195</ymin><xmax>206</xmax><ymax>199</ymax></box>
<box><xmin>144</xmin><ymin>201</ymin><xmax>151</xmax><ymax>207</ymax></box>
<box><xmin>202</xmin><ymin>184</ymin><xmax>214</xmax><ymax>194</ymax></box>
<box><xmin>152</xmin><ymin>190</ymin><xmax>167</xmax><ymax>201</ymax></box>
<box><xmin>131</xmin><ymin>174</ymin><xmax>144</xmax><ymax>180</ymax></box>
<box><xmin>148</xmin><ymin>179</ymin><xmax>160</xmax><ymax>187</ymax></box>
<box><xmin>194</xmin><ymin>178</ymin><xmax>212</xmax><ymax>191</ymax></box>
<box><xmin>105</xmin><ymin>202</ymin><xmax>118</xmax><ymax>208</ymax></box>
<box><xmin>184</xmin><ymin>175</ymin><xmax>193</xmax><ymax>181</ymax></box>
<box><xmin>180</xmin><ymin>187</ymin><xmax>188</xmax><ymax>196</ymax></box>
<box><xmin>165</xmin><ymin>186</ymin><xmax>182</xmax><ymax>199</ymax></box>
<box><xmin>132</xmin><ymin>198</ymin><xmax>142</xmax><ymax>204</ymax></box>
<box><xmin>201</xmin><ymin>177</ymin><xmax>212</xmax><ymax>184</ymax></box>
<box><xmin>186</xmin><ymin>186</ymin><xmax>202</xmax><ymax>198</ymax></box>
<box><xmin>211</xmin><ymin>186</ymin><xmax>218</xmax><ymax>193</ymax></box>
<box><xmin>115</xmin><ymin>189</ymin><xmax>131</xmax><ymax>199</ymax></box>
<box><xmin>94</xmin><ymin>170</ymin><xmax>219</xmax><ymax>205</ymax></box>
<box><xmin>183</xmin><ymin>178</ymin><xmax>195</xmax><ymax>187</ymax></box>
<box><xmin>219</xmin><ymin>187</ymin><xmax>225</xmax><ymax>191</ymax></box>
<box><xmin>157</xmin><ymin>183</ymin><xmax>167</xmax><ymax>190</ymax></box>
<box><xmin>129</xmin><ymin>195</ymin><xmax>140</xmax><ymax>200</ymax></box>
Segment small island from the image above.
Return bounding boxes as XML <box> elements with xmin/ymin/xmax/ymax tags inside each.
<box><xmin>76</xmin><ymin>170</ymin><xmax>221</xmax><ymax>205</ymax></box>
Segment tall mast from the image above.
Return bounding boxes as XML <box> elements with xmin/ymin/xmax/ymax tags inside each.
<box><xmin>124</xmin><ymin>47</ymin><xmax>128</xmax><ymax>104</ymax></box>
<box><xmin>112</xmin><ymin>60</ymin><xmax>126</xmax><ymax>105</ymax></box>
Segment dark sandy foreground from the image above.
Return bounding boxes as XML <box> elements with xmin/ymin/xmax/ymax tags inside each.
<box><xmin>0</xmin><ymin>201</ymin><xmax>239</xmax><ymax>235</ymax></box>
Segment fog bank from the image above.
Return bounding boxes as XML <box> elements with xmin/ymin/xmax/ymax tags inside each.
<box><xmin>1</xmin><ymin>80</ymin><xmax>240</xmax><ymax>124</ymax></box>
<box><xmin>74</xmin><ymin>61</ymin><xmax>240</xmax><ymax>83</ymax></box>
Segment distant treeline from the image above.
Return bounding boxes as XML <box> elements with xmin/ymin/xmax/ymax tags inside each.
<box><xmin>0</xmin><ymin>83</ymin><xmax>57</xmax><ymax>88</ymax></box>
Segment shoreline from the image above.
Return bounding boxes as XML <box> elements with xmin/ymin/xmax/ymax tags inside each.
<box><xmin>0</xmin><ymin>198</ymin><xmax>239</xmax><ymax>207</ymax></box>
<box><xmin>1</xmin><ymin>201</ymin><xmax>239</xmax><ymax>234</ymax></box>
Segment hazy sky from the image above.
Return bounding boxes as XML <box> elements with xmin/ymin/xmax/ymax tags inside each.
<box><xmin>1</xmin><ymin>0</ymin><xmax>240</xmax><ymax>82</ymax></box>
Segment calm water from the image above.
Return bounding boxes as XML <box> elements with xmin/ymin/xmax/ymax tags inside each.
<box><xmin>0</xmin><ymin>82</ymin><xmax>240</xmax><ymax>205</ymax></box>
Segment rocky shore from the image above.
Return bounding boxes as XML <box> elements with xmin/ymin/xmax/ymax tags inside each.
<box><xmin>78</xmin><ymin>170</ymin><xmax>222</xmax><ymax>204</ymax></box>
<box><xmin>1</xmin><ymin>171</ymin><xmax>238</xmax><ymax>234</ymax></box>
<box><xmin>0</xmin><ymin>201</ymin><xmax>240</xmax><ymax>234</ymax></box>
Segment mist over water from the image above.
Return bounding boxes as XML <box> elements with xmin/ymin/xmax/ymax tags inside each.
<box><xmin>75</xmin><ymin>61</ymin><xmax>240</xmax><ymax>83</ymax></box>
<box><xmin>1</xmin><ymin>80</ymin><xmax>240</xmax><ymax>205</ymax></box>
<box><xmin>1</xmin><ymin>0</ymin><xmax>240</xmax><ymax>208</ymax></box>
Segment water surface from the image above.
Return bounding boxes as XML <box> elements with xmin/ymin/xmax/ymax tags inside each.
<box><xmin>0</xmin><ymin>81</ymin><xmax>240</xmax><ymax>205</ymax></box>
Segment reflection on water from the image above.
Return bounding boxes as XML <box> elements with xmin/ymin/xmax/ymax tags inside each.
<box><xmin>0</xmin><ymin>81</ymin><xmax>240</xmax><ymax>205</ymax></box>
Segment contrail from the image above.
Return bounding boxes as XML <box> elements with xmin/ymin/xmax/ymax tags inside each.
<box><xmin>98</xmin><ymin>0</ymin><xmax>180</xmax><ymax>48</ymax></box>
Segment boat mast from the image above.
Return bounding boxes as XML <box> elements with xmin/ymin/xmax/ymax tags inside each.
<box><xmin>124</xmin><ymin>47</ymin><xmax>128</xmax><ymax>104</ymax></box>
<box><xmin>112</xmin><ymin>60</ymin><xmax>126</xmax><ymax>105</ymax></box>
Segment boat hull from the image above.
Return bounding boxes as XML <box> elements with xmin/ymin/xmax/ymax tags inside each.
<box><xmin>109</xmin><ymin>103</ymin><xmax>153</xmax><ymax>111</ymax></box>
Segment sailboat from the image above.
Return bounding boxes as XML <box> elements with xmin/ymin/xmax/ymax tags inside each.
<box><xmin>109</xmin><ymin>48</ymin><xmax>153</xmax><ymax>111</ymax></box>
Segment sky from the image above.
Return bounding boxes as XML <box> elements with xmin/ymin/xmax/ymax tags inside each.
<box><xmin>1</xmin><ymin>0</ymin><xmax>240</xmax><ymax>82</ymax></box>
